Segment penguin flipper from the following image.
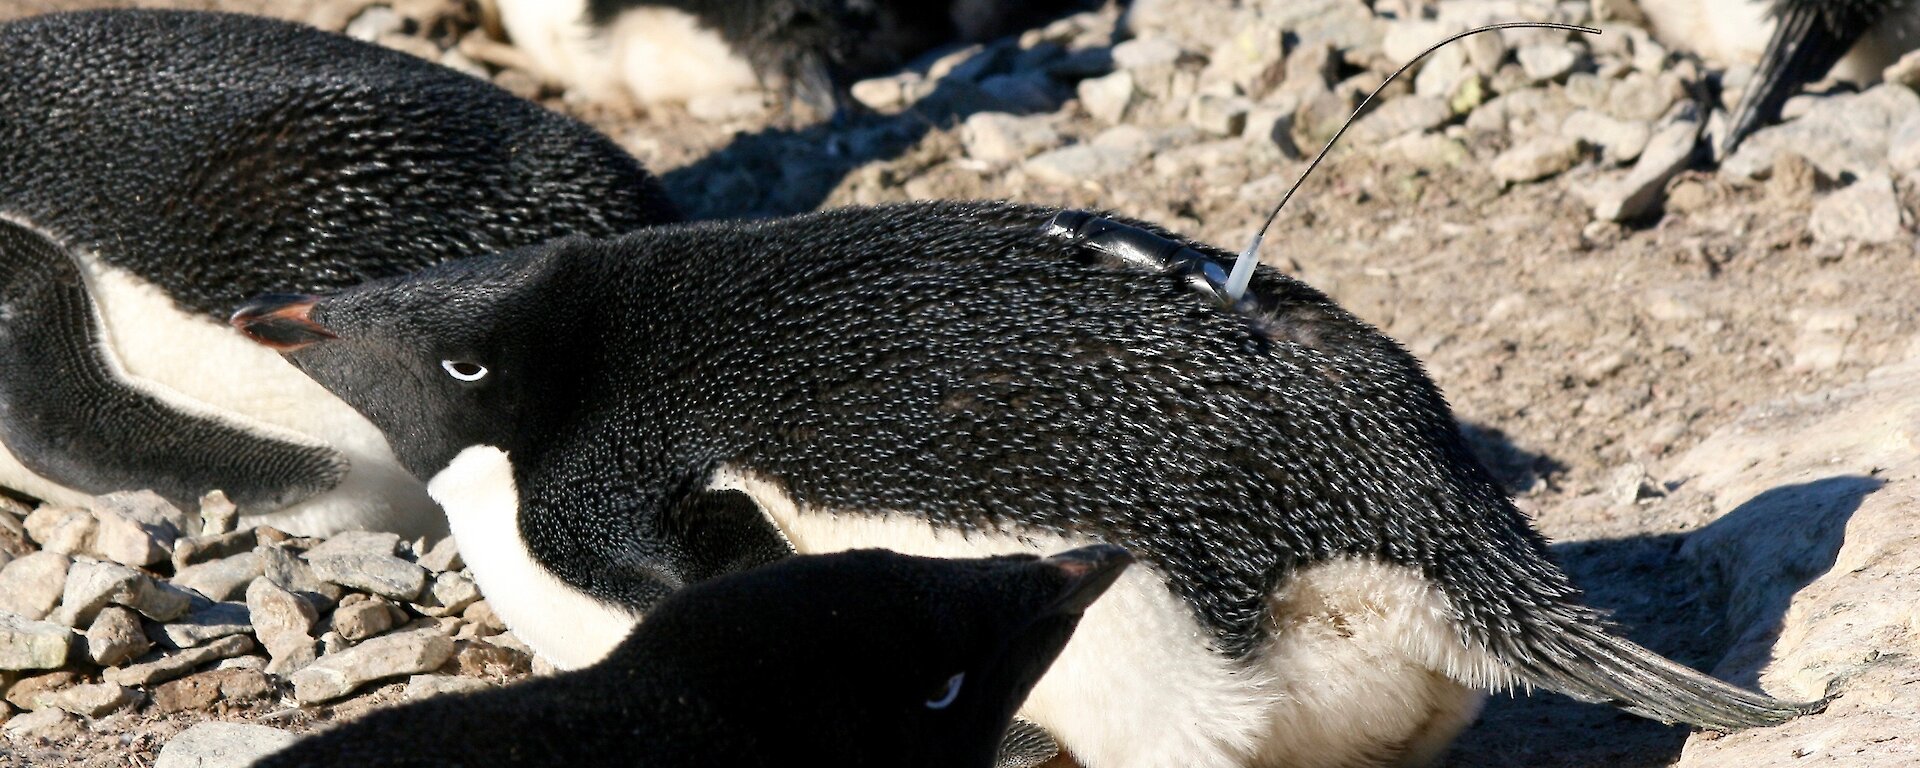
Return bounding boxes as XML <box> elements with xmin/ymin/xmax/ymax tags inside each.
<box><xmin>995</xmin><ymin>717</ymin><xmax>1061</xmax><ymax>768</ymax></box>
<box><xmin>1520</xmin><ymin>618</ymin><xmax>1828</xmax><ymax>731</ymax></box>
<box><xmin>1722</xmin><ymin>0</ymin><xmax>1888</xmax><ymax>154</ymax></box>
<box><xmin>0</xmin><ymin>218</ymin><xmax>346</xmax><ymax>513</ymax></box>
<box><xmin>637</xmin><ymin>487</ymin><xmax>796</xmax><ymax>589</ymax></box>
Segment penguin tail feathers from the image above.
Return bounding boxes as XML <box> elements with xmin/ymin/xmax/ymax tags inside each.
<box><xmin>1512</xmin><ymin>617</ymin><xmax>1827</xmax><ymax>731</ymax></box>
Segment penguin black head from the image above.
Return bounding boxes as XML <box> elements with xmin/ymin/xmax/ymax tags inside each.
<box><xmin>231</xmin><ymin>248</ymin><xmax>568</xmax><ymax>480</ymax></box>
<box><xmin>252</xmin><ymin>545</ymin><xmax>1132</xmax><ymax>768</ymax></box>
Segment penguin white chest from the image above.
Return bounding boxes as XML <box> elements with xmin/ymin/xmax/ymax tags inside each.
<box><xmin>428</xmin><ymin>446</ymin><xmax>639</xmax><ymax>669</ymax></box>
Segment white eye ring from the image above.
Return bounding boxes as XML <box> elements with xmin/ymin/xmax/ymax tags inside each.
<box><xmin>441</xmin><ymin>360</ymin><xmax>488</xmax><ymax>382</ymax></box>
<box><xmin>925</xmin><ymin>672</ymin><xmax>964</xmax><ymax>710</ymax></box>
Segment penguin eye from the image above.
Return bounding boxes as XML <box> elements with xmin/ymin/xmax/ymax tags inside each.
<box><xmin>924</xmin><ymin>672</ymin><xmax>964</xmax><ymax>710</ymax></box>
<box><xmin>440</xmin><ymin>360</ymin><xmax>488</xmax><ymax>382</ymax></box>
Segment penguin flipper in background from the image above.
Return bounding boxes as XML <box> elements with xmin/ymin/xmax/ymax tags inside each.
<box><xmin>0</xmin><ymin>219</ymin><xmax>345</xmax><ymax>513</ymax></box>
<box><xmin>1723</xmin><ymin>0</ymin><xmax>1903</xmax><ymax>152</ymax></box>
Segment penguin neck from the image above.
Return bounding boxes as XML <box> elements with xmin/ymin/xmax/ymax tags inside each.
<box><xmin>427</xmin><ymin>445</ymin><xmax>639</xmax><ymax>669</ymax></box>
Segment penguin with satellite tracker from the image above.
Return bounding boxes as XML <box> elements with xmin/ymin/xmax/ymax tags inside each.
<box><xmin>1640</xmin><ymin>0</ymin><xmax>1920</xmax><ymax>152</ymax></box>
<box><xmin>236</xmin><ymin>196</ymin><xmax>1823</xmax><ymax>767</ymax></box>
<box><xmin>476</xmin><ymin>0</ymin><xmax>1095</xmax><ymax>117</ymax></box>
<box><xmin>253</xmin><ymin>545</ymin><xmax>1131</xmax><ymax>768</ymax></box>
<box><xmin>0</xmin><ymin>9</ymin><xmax>680</xmax><ymax>537</ymax></box>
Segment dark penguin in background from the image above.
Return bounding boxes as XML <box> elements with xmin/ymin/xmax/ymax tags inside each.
<box><xmin>253</xmin><ymin>545</ymin><xmax>1130</xmax><ymax>768</ymax></box>
<box><xmin>0</xmin><ymin>10</ymin><xmax>680</xmax><ymax>537</ymax></box>
<box><xmin>1642</xmin><ymin>0</ymin><xmax>1920</xmax><ymax>152</ymax></box>
<box><xmin>479</xmin><ymin>0</ymin><xmax>1095</xmax><ymax>116</ymax></box>
<box><xmin>237</xmin><ymin>201</ymin><xmax>1822</xmax><ymax>768</ymax></box>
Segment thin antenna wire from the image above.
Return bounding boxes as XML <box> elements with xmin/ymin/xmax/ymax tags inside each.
<box><xmin>1224</xmin><ymin>21</ymin><xmax>1602</xmax><ymax>302</ymax></box>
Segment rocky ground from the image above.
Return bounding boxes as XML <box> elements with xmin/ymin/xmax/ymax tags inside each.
<box><xmin>0</xmin><ymin>0</ymin><xmax>1916</xmax><ymax>766</ymax></box>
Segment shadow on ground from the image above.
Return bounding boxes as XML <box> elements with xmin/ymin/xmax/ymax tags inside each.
<box><xmin>660</xmin><ymin>41</ymin><xmax>1108</xmax><ymax>219</ymax></box>
<box><xmin>1441</xmin><ymin>475</ymin><xmax>1879</xmax><ymax>767</ymax></box>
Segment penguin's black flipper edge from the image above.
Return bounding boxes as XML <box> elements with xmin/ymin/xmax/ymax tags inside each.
<box><xmin>1523</xmin><ymin>620</ymin><xmax>1828</xmax><ymax>731</ymax></box>
<box><xmin>0</xmin><ymin>217</ymin><xmax>347</xmax><ymax>513</ymax></box>
<box><xmin>644</xmin><ymin>487</ymin><xmax>797</xmax><ymax>587</ymax></box>
<box><xmin>1723</xmin><ymin>0</ymin><xmax>1885</xmax><ymax>154</ymax></box>
<box><xmin>995</xmin><ymin>717</ymin><xmax>1061</xmax><ymax>768</ymax></box>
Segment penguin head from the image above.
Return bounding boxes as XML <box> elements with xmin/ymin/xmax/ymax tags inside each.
<box><xmin>634</xmin><ymin>544</ymin><xmax>1132</xmax><ymax>767</ymax></box>
<box><xmin>231</xmin><ymin>249</ymin><xmax>567</xmax><ymax>480</ymax></box>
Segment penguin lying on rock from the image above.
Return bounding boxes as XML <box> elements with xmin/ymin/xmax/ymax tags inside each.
<box><xmin>253</xmin><ymin>545</ymin><xmax>1130</xmax><ymax>768</ymax></box>
<box><xmin>1641</xmin><ymin>0</ymin><xmax>1920</xmax><ymax>152</ymax></box>
<box><xmin>478</xmin><ymin>0</ymin><xmax>1094</xmax><ymax>116</ymax></box>
<box><xmin>0</xmin><ymin>9</ymin><xmax>680</xmax><ymax>537</ymax></box>
<box><xmin>237</xmin><ymin>201</ymin><xmax>1823</xmax><ymax>768</ymax></box>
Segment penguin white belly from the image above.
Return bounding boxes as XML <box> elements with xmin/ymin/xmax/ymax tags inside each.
<box><xmin>429</xmin><ymin>446</ymin><xmax>640</xmax><ymax>669</ymax></box>
<box><xmin>0</xmin><ymin>243</ymin><xmax>439</xmax><ymax>536</ymax></box>
<box><xmin>1641</xmin><ymin>0</ymin><xmax>1914</xmax><ymax>83</ymax></box>
<box><xmin>711</xmin><ymin>467</ymin><xmax>1508</xmax><ymax>768</ymax></box>
<box><xmin>491</xmin><ymin>0</ymin><xmax>758</xmax><ymax>105</ymax></box>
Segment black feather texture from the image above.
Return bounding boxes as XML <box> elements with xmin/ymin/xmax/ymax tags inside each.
<box><xmin>283</xmin><ymin>200</ymin><xmax>1821</xmax><ymax>732</ymax></box>
<box><xmin>252</xmin><ymin>547</ymin><xmax>1125</xmax><ymax>768</ymax></box>
<box><xmin>0</xmin><ymin>9</ymin><xmax>680</xmax><ymax>320</ymax></box>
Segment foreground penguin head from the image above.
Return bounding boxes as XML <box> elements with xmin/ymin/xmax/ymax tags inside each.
<box><xmin>253</xmin><ymin>545</ymin><xmax>1132</xmax><ymax>768</ymax></box>
<box><xmin>232</xmin><ymin>250</ymin><xmax>570</xmax><ymax>480</ymax></box>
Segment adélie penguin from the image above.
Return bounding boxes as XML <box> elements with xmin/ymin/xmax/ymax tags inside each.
<box><xmin>236</xmin><ymin>201</ymin><xmax>1823</xmax><ymax>768</ymax></box>
<box><xmin>0</xmin><ymin>9</ymin><xmax>680</xmax><ymax>537</ymax></box>
<box><xmin>252</xmin><ymin>545</ymin><xmax>1130</xmax><ymax>768</ymax></box>
<box><xmin>1640</xmin><ymin>0</ymin><xmax>1920</xmax><ymax>152</ymax></box>
<box><xmin>475</xmin><ymin>0</ymin><xmax>1095</xmax><ymax>117</ymax></box>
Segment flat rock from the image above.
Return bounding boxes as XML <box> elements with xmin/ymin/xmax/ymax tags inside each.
<box><xmin>88</xmin><ymin>492</ymin><xmax>185</xmax><ymax>567</ymax></box>
<box><xmin>34</xmin><ymin>681</ymin><xmax>138</xmax><ymax>718</ymax></box>
<box><xmin>1023</xmin><ymin>142</ymin><xmax>1142</xmax><ymax>185</ymax></box>
<box><xmin>1671</xmin><ymin>353</ymin><xmax>1920</xmax><ymax>766</ymax></box>
<box><xmin>160</xmin><ymin>601</ymin><xmax>252</xmax><ymax>649</ymax></box>
<box><xmin>171</xmin><ymin>529</ymin><xmax>257</xmax><ymax>571</ymax></box>
<box><xmin>0</xmin><ymin>612</ymin><xmax>70</xmax><ymax>670</ymax></box>
<box><xmin>58</xmin><ymin>559</ymin><xmax>191</xmax><ymax>626</ymax></box>
<box><xmin>289</xmin><ymin>628</ymin><xmax>456</xmax><ymax>704</ymax></box>
<box><xmin>1888</xmin><ymin>113</ymin><xmax>1920</xmax><ymax>174</ymax></box>
<box><xmin>196</xmin><ymin>491</ymin><xmax>238</xmax><ymax>537</ymax></box>
<box><xmin>1187</xmin><ymin>94</ymin><xmax>1251</xmax><ymax>136</ymax></box>
<box><xmin>1560</xmin><ymin>109</ymin><xmax>1651</xmax><ymax>165</ymax></box>
<box><xmin>961</xmin><ymin>112</ymin><xmax>1062</xmax><ymax>165</ymax></box>
<box><xmin>1587</xmin><ymin>119</ymin><xmax>1701</xmax><ymax>222</ymax></box>
<box><xmin>246</xmin><ymin>577</ymin><xmax>317</xmax><ymax>674</ymax></box>
<box><xmin>3</xmin><ymin>707</ymin><xmax>80</xmax><ymax>742</ymax></box>
<box><xmin>1809</xmin><ymin>174</ymin><xmax>1906</xmax><ymax>245</ymax></box>
<box><xmin>1723</xmin><ymin>84</ymin><xmax>1920</xmax><ymax>181</ymax></box>
<box><xmin>85</xmin><ymin>606</ymin><xmax>151</xmax><ymax>667</ymax></box>
<box><xmin>1078</xmin><ymin>70</ymin><xmax>1137</xmax><ymax>125</ymax></box>
<box><xmin>5</xmin><ymin>670</ymin><xmax>79</xmax><ymax>710</ymax></box>
<box><xmin>305</xmin><ymin>551</ymin><xmax>427</xmax><ymax>602</ymax></box>
<box><xmin>1491</xmin><ymin>135</ymin><xmax>1585</xmax><ymax>184</ymax></box>
<box><xmin>155</xmin><ymin>722</ymin><xmax>297</xmax><ymax>768</ymax></box>
<box><xmin>151</xmin><ymin>668</ymin><xmax>274</xmax><ymax>714</ymax></box>
<box><xmin>259</xmin><ymin>545</ymin><xmax>342</xmax><ymax>606</ymax></box>
<box><xmin>23</xmin><ymin>505</ymin><xmax>95</xmax><ymax>556</ymax></box>
<box><xmin>1349</xmin><ymin>95</ymin><xmax>1450</xmax><ymax>145</ymax></box>
<box><xmin>302</xmin><ymin>530</ymin><xmax>400</xmax><ymax>559</ymax></box>
<box><xmin>1517</xmin><ymin>42</ymin><xmax>1577</xmax><ymax>83</ymax></box>
<box><xmin>417</xmin><ymin>538</ymin><xmax>462</xmax><ymax>573</ymax></box>
<box><xmin>0</xmin><ymin>552</ymin><xmax>70</xmax><ymax>621</ymax></box>
<box><xmin>403</xmin><ymin>674</ymin><xmax>491</xmax><ymax>700</ymax></box>
<box><xmin>330</xmin><ymin>595</ymin><xmax>400</xmax><ymax>642</ymax></box>
<box><xmin>173</xmin><ymin>551</ymin><xmax>263</xmax><ymax>602</ymax></box>
<box><xmin>104</xmin><ymin>634</ymin><xmax>254</xmax><ymax>687</ymax></box>
<box><xmin>415</xmin><ymin>571</ymin><xmax>482</xmax><ymax>618</ymax></box>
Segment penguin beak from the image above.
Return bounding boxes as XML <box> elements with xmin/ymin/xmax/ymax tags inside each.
<box><xmin>231</xmin><ymin>294</ymin><xmax>336</xmax><ymax>352</ymax></box>
<box><xmin>1038</xmin><ymin>544</ymin><xmax>1133</xmax><ymax>615</ymax></box>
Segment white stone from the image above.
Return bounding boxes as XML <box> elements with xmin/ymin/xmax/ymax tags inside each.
<box><xmin>155</xmin><ymin>722</ymin><xmax>298</xmax><ymax>768</ymax></box>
